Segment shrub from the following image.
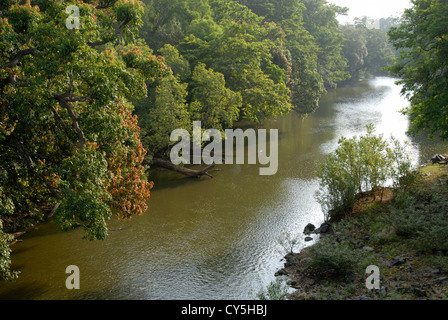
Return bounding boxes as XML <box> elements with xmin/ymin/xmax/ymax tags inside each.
<box><xmin>306</xmin><ymin>239</ymin><xmax>361</xmax><ymax>276</ymax></box>
<box><xmin>415</xmin><ymin>195</ymin><xmax>448</xmax><ymax>253</ymax></box>
<box><xmin>315</xmin><ymin>124</ymin><xmax>412</xmax><ymax>221</ymax></box>
<box><xmin>388</xmin><ymin>192</ymin><xmax>425</xmax><ymax>239</ymax></box>
<box><xmin>257</xmin><ymin>277</ymin><xmax>289</xmax><ymax>300</ymax></box>
<box><xmin>277</xmin><ymin>232</ymin><xmax>301</xmax><ymax>255</ymax></box>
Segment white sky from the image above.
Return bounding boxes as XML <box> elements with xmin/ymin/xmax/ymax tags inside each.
<box><xmin>328</xmin><ymin>0</ymin><xmax>413</xmax><ymax>24</ymax></box>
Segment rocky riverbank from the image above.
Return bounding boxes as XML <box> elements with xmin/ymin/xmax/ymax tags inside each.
<box><xmin>276</xmin><ymin>156</ymin><xmax>448</xmax><ymax>300</ymax></box>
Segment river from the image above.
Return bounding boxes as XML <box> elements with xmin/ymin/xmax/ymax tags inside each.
<box><xmin>0</xmin><ymin>77</ymin><xmax>446</xmax><ymax>300</ymax></box>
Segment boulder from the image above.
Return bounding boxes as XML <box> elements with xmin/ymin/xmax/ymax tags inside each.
<box><xmin>305</xmin><ymin>236</ymin><xmax>313</xmax><ymax>242</ymax></box>
<box><xmin>275</xmin><ymin>269</ymin><xmax>288</xmax><ymax>277</ymax></box>
<box><xmin>389</xmin><ymin>256</ymin><xmax>407</xmax><ymax>266</ymax></box>
<box><xmin>303</xmin><ymin>223</ymin><xmax>316</xmax><ymax>235</ymax></box>
<box><xmin>431</xmin><ymin>154</ymin><xmax>447</xmax><ymax>164</ymax></box>
<box><xmin>413</xmin><ymin>287</ymin><xmax>427</xmax><ymax>298</ymax></box>
<box><xmin>320</xmin><ymin>223</ymin><xmax>331</xmax><ymax>234</ymax></box>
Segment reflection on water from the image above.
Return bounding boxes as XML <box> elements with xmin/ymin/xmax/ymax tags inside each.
<box><xmin>1</xmin><ymin>77</ymin><xmax>447</xmax><ymax>300</ymax></box>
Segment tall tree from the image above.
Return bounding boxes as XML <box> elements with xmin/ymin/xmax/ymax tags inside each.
<box><xmin>0</xmin><ymin>0</ymin><xmax>169</xmax><ymax>279</ymax></box>
<box><xmin>388</xmin><ymin>0</ymin><xmax>448</xmax><ymax>139</ymax></box>
<box><xmin>301</xmin><ymin>0</ymin><xmax>349</xmax><ymax>88</ymax></box>
<box><xmin>341</xmin><ymin>24</ymin><xmax>368</xmax><ymax>79</ymax></box>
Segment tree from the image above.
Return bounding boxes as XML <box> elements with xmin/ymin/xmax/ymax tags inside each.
<box><xmin>135</xmin><ymin>72</ymin><xmax>191</xmax><ymax>158</ymax></box>
<box><xmin>158</xmin><ymin>44</ymin><xmax>191</xmax><ymax>81</ymax></box>
<box><xmin>0</xmin><ymin>0</ymin><xmax>168</xmax><ymax>279</ymax></box>
<box><xmin>189</xmin><ymin>63</ymin><xmax>241</xmax><ymax>130</ymax></box>
<box><xmin>315</xmin><ymin>125</ymin><xmax>411</xmax><ymax>221</ymax></box>
<box><xmin>301</xmin><ymin>0</ymin><xmax>349</xmax><ymax>88</ymax></box>
<box><xmin>340</xmin><ymin>24</ymin><xmax>368</xmax><ymax>79</ymax></box>
<box><xmin>388</xmin><ymin>0</ymin><xmax>448</xmax><ymax>139</ymax></box>
<box><xmin>178</xmin><ymin>0</ymin><xmax>292</xmax><ymax>122</ymax></box>
<box><xmin>364</xmin><ymin>28</ymin><xmax>395</xmax><ymax>76</ymax></box>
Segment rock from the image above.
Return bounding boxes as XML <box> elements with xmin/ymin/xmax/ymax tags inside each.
<box><xmin>435</xmin><ymin>276</ymin><xmax>448</xmax><ymax>284</ymax></box>
<box><xmin>285</xmin><ymin>252</ymin><xmax>296</xmax><ymax>261</ymax></box>
<box><xmin>313</xmin><ymin>227</ymin><xmax>321</xmax><ymax>234</ymax></box>
<box><xmin>305</xmin><ymin>236</ymin><xmax>313</xmax><ymax>242</ymax></box>
<box><xmin>275</xmin><ymin>269</ymin><xmax>288</xmax><ymax>277</ymax></box>
<box><xmin>320</xmin><ymin>223</ymin><xmax>331</xmax><ymax>234</ymax></box>
<box><xmin>431</xmin><ymin>154</ymin><xmax>447</xmax><ymax>164</ymax></box>
<box><xmin>363</xmin><ymin>246</ymin><xmax>375</xmax><ymax>252</ymax></box>
<box><xmin>432</xmin><ymin>268</ymin><xmax>441</xmax><ymax>274</ymax></box>
<box><xmin>389</xmin><ymin>256</ymin><xmax>407</xmax><ymax>266</ymax></box>
<box><xmin>303</xmin><ymin>223</ymin><xmax>316</xmax><ymax>235</ymax></box>
<box><xmin>413</xmin><ymin>287</ymin><xmax>427</xmax><ymax>298</ymax></box>
<box><xmin>284</xmin><ymin>253</ymin><xmax>299</xmax><ymax>268</ymax></box>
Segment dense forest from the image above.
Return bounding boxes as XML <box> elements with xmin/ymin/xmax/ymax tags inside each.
<box><xmin>0</xmin><ymin>0</ymin><xmax>415</xmax><ymax>281</ymax></box>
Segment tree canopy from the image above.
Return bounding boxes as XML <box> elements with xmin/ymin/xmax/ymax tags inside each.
<box><xmin>388</xmin><ymin>0</ymin><xmax>448</xmax><ymax>139</ymax></box>
<box><xmin>0</xmin><ymin>0</ymin><xmax>169</xmax><ymax>279</ymax></box>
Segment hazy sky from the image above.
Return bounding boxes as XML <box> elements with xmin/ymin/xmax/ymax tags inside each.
<box><xmin>328</xmin><ymin>0</ymin><xmax>413</xmax><ymax>24</ymax></box>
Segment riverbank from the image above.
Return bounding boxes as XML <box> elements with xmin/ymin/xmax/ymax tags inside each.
<box><xmin>277</xmin><ymin>156</ymin><xmax>448</xmax><ymax>300</ymax></box>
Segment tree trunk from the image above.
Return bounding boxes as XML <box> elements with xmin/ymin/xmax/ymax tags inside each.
<box><xmin>151</xmin><ymin>158</ymin><xmax>218</xmax><ymax>178</ymax></box>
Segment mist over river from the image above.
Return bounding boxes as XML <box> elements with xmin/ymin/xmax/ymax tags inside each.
<box><xmin>1</xmin><ymin>77</ymin><xmax>446</xmax><ymax>300</ymax></box>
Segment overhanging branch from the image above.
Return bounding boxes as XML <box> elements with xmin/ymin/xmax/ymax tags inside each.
<box><xmin>1</xmin><ymin>48</ymin><xmax>37</xmax><ymax>69</ymax></box>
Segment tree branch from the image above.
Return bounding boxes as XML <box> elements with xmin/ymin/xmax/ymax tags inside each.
<box><xmin>1</xmin><ymin>48</ymin><xmax>37</xmax><ymax>69</ymax></box>
<box><xmin>53</xmin><ymin>94</ymin><xmax>87</xmax><ymax>150</ymax></box>
<box><xmin>151</xmin><ymin>158</ymin><xmax>218</xmax><ymax>178</ymax></box>
<box><xmin>87</xmin><ymin>19</ymin><xmax>131</xmax><ymax>47</ymax></box>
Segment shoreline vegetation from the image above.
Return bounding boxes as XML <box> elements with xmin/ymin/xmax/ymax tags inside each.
<box><xmin>274</xmin><ymin>154</ymin><xmax>448</xmax><ymax>300</ymax></box>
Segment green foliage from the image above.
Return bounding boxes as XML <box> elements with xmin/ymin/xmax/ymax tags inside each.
<box><xmin>413</xmin><ymin>194</ymin><xmax>448</xmax><ymax>253</ymax></box>
<box><xmin>388</xmin><ymin>191</ymin><xmax>425</xmax><ymax>239</ymax></box>
<box><xmin>364</xmin><ymin>28</ymin><xmax>395</xmax><ymax>76</ymax></box>
<box><xmin>0</xmin><ymin>219</ymin><xmax>19</xmax><ymax>282</ymax></box>
<box><xmin>388</xmin><ymin>0</ymin><xmax>448</xmax><ymax>139</ymax></box>
<box><xmin>340</xmin><ymin>17</ymin><xmax>396</xmax><ymax>79</ymax></box>
<box><xmin>239</xmin><ymin>0</ymin><xmax>348</xmax><ymax>112</ymax></box>
<box><xmin>315</xmin><ymin>124</ymin><xmax>412</xmax><ymax>221</ymax></box>
<box><xmin>387</xmin><ymin>190</ymin><xmax>448</xmax><ymax>253</ymax></box>
<box><xmin>1</xmin><ymin>0</ymin><xmax>164</xmax><ymax>279</ymax></box>
<box><xmin>189</xmin><ymin>63</ymin><xmax>241</xmax><ymax>130</ymax></box>
<box><xmin>256</xmin><ymin>277</ymin><xmax>289</xmax><ymax>300</ymax></box>
<box><xmin>135</xmin><ymin>72</ymin><xmax>191</xmax><ymax>158</ymax></box>
<box><xmin>158</xmin><ymin>44</ymin><xmax>191</xmax><ymax>81</ymax></box>
<box><xmin>306</xmin><ymin>238</ymin><xmax>362</xmax><ymax>276</ymax></box>
<box><xmin>142</xmin><ymin>0</ymin><xmax>353</xmax><ymax>119</ymax></box>
<box><xmin>340</xmin><ymin>25</ymin><xmax>368</xmax><ymax>79</ymax></box>
<box><xmin>301</xmin><ymin>0</ymin><xmax>350</xmax><ymax>88</ymax></box>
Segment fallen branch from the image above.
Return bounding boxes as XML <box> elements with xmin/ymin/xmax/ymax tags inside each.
<box><xmin>151</xmin><ymin>157</ymin><xmax>218</xmax><ymax>178</ymax></box>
